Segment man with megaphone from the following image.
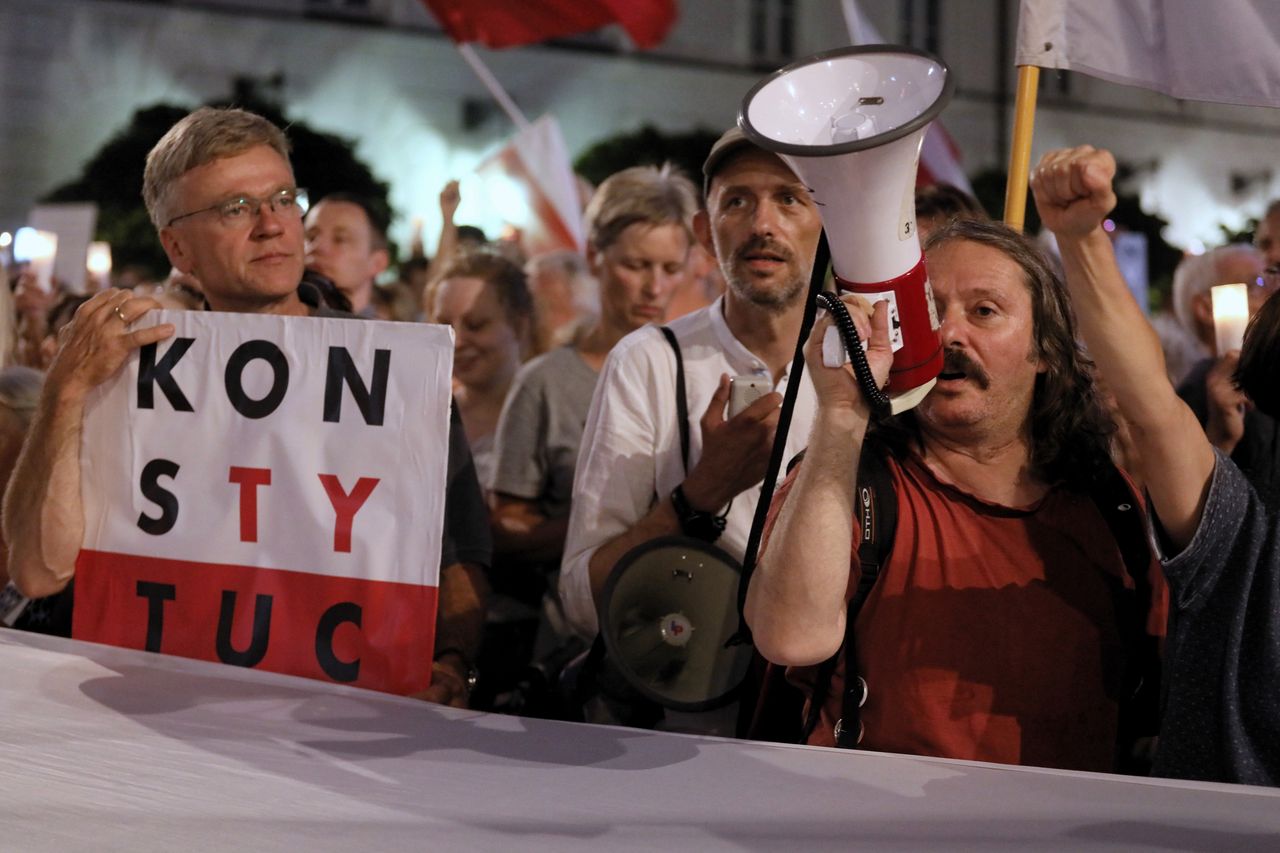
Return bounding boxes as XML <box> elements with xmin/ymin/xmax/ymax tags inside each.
<box><xmin>560</xmin><ymin>128</ymin><xmax>823</xmax><ymax>730</ymax></box>
<box><xmin>746</xmin><ymin>215</ymin><xmax>1165</xmax><ymax>774</ymax></box>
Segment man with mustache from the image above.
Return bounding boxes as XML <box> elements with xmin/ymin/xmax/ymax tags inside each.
<box><xmin>559</xmin><ymin>129</ymin><xmax>822</xmax><ymax>729</ymax></box>
<box><xmin>745</xmin><ymin>216</ymin><xmax>1165</xmax><ymax>772</ymax></box>
<box><xmin>3</xmin><ymin>107</ymin><xmax>490</xmax><ymax>708</ymax></box>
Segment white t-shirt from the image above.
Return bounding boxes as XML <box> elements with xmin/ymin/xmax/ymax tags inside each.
<box><xmin>559</xmin><ymin>296</ymin><xmax>818</xmax><ymax>638</ymax></box>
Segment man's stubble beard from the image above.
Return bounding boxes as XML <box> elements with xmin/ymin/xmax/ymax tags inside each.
<box><xmin>717</xmin><ymin>242</ymin><xmax>811</xmax><ymax>314</ymax></box>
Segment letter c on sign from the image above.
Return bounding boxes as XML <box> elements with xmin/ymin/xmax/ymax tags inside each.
<box><xmin>315</xmin><ymin>602</ymin><xmax>362</xmax><ymax>682</ymax></box>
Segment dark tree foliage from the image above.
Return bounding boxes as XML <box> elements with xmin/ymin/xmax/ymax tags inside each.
<box><xmin>44</xmin><ymin>81</ymin><xmax>390</xmax><ymax>280</ymax></box>
<box><xmin>1220</xmin><ymin>218</ymin><xmax>1258</xmax><ymax>246</ymax></box>
<box><xmin>44</xmin><ymin>105</ymin><xmax>189</xmax><ymax>277</ymax></box>
<box><xmin>573</xmin><ymin>124</ymin><xmax>721</xmax><ymax>191</ymax></box>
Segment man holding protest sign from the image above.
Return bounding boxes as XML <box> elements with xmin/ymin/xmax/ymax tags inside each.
<box><xmin>3</xmin><ymin>107</ymin><xmax>489</xmax><ymax>707</ymax></box>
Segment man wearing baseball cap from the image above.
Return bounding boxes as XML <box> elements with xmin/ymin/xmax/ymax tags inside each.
<box><xmin>558</xmin><ymin>127</ymin><xmax>822</xmax><ymax>729</ymax></box>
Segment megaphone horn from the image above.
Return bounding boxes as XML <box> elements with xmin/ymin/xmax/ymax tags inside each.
<box><xmin>740</xmin><ymin>45</ymin><xmax>955</xmax><ymax>413</ymax></box>
<box><xmin>600</xmin><ymin>536</ymin><xmax>752</xmax><ymax>712</ymax></box>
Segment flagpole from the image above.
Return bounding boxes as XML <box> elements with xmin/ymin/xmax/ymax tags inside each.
<box><xmin>1003</xmin><ymin>64</ymin><xmax>1040</xmax><ymax>232</ymax></box>
<box><xmin>457</xmin><ymin>43</ymin><xmax>531</xmax><ymax>131</ymax></box>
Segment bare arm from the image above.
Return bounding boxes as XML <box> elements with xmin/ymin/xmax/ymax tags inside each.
<box><xmin>489</xmin><ymin>493</ymin><xmax>569</xmax><ymax>565</ymax></box>
<box><xmin>1031</xmin><ymin>146</ymin><xmax>1215</xmax><ymax>549</ymax></box>
<box><xmin>421</xmin><ymin>180</ymin><xmax>460</xmax><ymax>319</ymax></box>
<box><xmin>1203</xmin><ymin>351</ymin><xmax>1247</xmax><ymax>455</ymax></box>
<box><xmin>744</xmin><ymin>298</ymin><xmax>893</xmax><ymax>665</ymax></box>
<box><xmin>3</xmin><ymin>290</ymin><xmax>171</xmax><ymax>598</ymax></box>
<box><xmin>417</xmin><ymin>560</ymin><xmax>489</xmax><ymax>709</ymax></box>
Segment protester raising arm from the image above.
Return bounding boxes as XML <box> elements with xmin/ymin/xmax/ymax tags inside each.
<box><xmin>1030</xmin><ymin>146</ymin><xmax>1215</xmax><ymax>549</ymax></box>
<box><xmin>3</xmin><ymin>290</ymin><xmax>172</xmax><ymax>599</ymax></box>
<box><xmin>744</xmin><ymin>297</ymin><xmax>893</xmax><ymax>666</ymax></box>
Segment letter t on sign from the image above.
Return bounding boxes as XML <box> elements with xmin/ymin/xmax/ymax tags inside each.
<box><xmin>229</xmin><ymin>466</ymin><xmax>272</xmax><ymax>542</ymax></box>
<box><xmin>318</xmin><ymin>475</ymin><xmax>380</xmax><ymax>553</ymax></box>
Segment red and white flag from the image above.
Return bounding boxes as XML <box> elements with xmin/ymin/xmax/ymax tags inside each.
<box><xmin>841</xmin><ymin>0</ymin><xmax>973</xmax><ymax>193</ymax></box>
<box><xmin>74</xmin><ymin>312</ymin><xmax>453</xmax><ymax>695</ymax></box>
<box><xmin>474</xmin><ymin>114</ymin><xmax>586</xmax><ymax>255</ymax></box>
<box><xmin>422</xmin><ymin>0</ymin><xmax>677</xmax><ymax>50</ymax></box>
<box><xmin>1016</xmin><ymin>0</ymin><xmax>1280</xmax><ymax>109</ymax></box>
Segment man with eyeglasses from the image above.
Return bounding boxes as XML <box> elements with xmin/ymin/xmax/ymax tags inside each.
<box><xmin>3</xmin><ymin>107</ymin><xmax>490</xmax><ymax>707</ymax></box>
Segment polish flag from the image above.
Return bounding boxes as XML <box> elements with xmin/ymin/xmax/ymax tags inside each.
<box><xmin>422</xmin><ymin>0</ymin><xmax>677</xmax><ymax>50</ymax></box>
<box><xmin>842</xmin><ymin>0</ymin><xmax>973</xmax><ymax>194</ymax></box>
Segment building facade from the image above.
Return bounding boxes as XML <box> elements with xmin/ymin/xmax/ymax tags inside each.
<box><xmin>3</xmin><ymin>0</ymin><xmax>1278</xmax><ymax>253</ymax></box>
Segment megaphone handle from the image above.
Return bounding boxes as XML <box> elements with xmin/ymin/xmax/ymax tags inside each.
<box><xmin>814</xmin><ymin>291</ymin><xmax>891</xmax><ymax>413</ymax></box>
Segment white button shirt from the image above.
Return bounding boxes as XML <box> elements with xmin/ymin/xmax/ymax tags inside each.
<box><xmin>559</xmin><ymin>296</ymin><xmax>818</xmax><ymax>638</ymax></box>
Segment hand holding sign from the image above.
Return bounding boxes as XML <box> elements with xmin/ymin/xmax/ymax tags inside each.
<box><xmin>48</xmin><ymin>289</ymin><xmax>174</xmax><ymax>401</ymax></box>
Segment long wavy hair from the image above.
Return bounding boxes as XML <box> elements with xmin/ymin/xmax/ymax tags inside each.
<box><xmin>874</xmin><ymin>218</ymin><xmax>1115</xmax><ymax>488</ymax></box>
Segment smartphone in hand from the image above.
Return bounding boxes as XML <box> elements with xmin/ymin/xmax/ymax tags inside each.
<box><xmin>729</xmin><ymin>375</ymin><xmax>772</xmax><ymax>418</ymax></box>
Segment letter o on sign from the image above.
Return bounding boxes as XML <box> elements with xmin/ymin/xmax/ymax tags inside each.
<box><xmin>225</xmin><ymin>340</ymin><xmax>290</xmax><ymax>419</ymax></box>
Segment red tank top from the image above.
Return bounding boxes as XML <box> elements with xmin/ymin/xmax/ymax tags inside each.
<box><xmin>785</xmin><ymin>453</ymin><xmax>1163</xmax><ymax>771</ymax></box>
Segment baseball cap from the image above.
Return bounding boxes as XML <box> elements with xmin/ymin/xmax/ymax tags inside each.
<box><xmin>702</xmin><ymin>125</ymin><xmax>757</xmax><ymax>196</ymax></box>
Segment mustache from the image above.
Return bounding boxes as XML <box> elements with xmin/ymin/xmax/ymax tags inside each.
<box><xmin>942</xmin><ymin>348</ymin><xmax>990</xmax><ymax>389</ymax></box>
<box><xmin>734</xmin><ymin>236</ymin><xmax>793</xmax><ymax>264</ymax></box>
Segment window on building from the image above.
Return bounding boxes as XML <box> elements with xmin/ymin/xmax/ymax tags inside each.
<box><xmin>750</xmin><ymin>0</ymin><xmax>796</xmax><ymax>65</ymax></box>
<box><xmin>305</xmin><ymin>0</ymin><xmax>379</xmax><ymax>21</ymax></box>
<box><xmin>899</xmin><ymin>0</ymin><xmax>941</xmax><ymax>55</ymax></box>
<box><xmin>1040</xmin><ymin>69</ymin><xmax>1074</xmax><ymax>99</ymax></box>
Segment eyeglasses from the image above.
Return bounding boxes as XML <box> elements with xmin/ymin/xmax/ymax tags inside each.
<box><xmin>167</xmin><ymin>188</ymin><xmax>309</xmax><ymax>228</ymax></box>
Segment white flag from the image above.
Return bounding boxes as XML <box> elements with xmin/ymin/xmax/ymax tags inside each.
<box><xmin>1016</xmin><ymin>0</ymin><xmax>1280</xmax><ymax>109</ymax></box>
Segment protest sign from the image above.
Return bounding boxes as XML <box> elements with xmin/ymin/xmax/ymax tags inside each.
<box><xmin>73</xmin><ymin>311</ymin><xmax>454</xmax><ymax>695</ymax></box>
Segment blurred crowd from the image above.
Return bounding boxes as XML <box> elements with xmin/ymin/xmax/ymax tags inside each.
<box><xmin>1</xmin><ymin>104</ymin><xmax>1277</xmax><ymax>789</ymax></box>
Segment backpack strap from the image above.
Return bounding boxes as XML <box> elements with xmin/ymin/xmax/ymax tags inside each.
<box><xmin>658</xmin><ymin>326</ymin><xmax>690</xmax><ymax>473</ymax></box>
<box><xmin>800</xmin><ymin>441</ymin><xmax>897</xmax><ymax>746</ymax></box>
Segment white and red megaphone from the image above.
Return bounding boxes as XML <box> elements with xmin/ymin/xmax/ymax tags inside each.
<box><xmin>740</xmin><ymin>45</ymin><xmax>954</xmax><ymax>413</ymax></box>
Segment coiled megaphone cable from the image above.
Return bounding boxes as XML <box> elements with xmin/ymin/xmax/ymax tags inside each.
<box><xmin>813</xmin><ymin>291</ymin><xmax>892</xmax><ymax>413</ymax></box>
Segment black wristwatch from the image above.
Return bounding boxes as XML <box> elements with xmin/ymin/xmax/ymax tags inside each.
<box><xmin>670</xmin><ymin>484</ymin><xmax>728</xmax><ymax>543</ymax></box>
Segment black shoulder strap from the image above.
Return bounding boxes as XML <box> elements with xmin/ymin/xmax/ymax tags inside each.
<box><xmin>1087</xmin><ymin>461</ymin><xmax>1163</xmax><ymax>771</ymax></box>
<box><xmin>800</xmin><ymin>441</ymin><xmax>897</xmax><ymax>746</ymax></box>
<box><xmin>1089</xmin><ymin>462</ymin><xmax>1154</xmax><ymax>606</ymax></box>
<box><xmin>659</xmin><ymin>326</ymin><xmax>690</xmax><ymax>473</ymax></box>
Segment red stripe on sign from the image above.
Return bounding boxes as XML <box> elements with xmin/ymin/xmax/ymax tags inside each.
<box><xmin>72</xmin><ymin>550</ymin><xmax>438</xmax><ymax>696</ymax></box>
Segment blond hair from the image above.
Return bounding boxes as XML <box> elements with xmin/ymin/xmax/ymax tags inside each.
<box><xmin>583</xmin><ymin>163</ymin><xmax>699</xmax><ymax>253</ymax></box>
<box><xmin>143</xmin><ymin>107</ymin><xmax>291</xmax><ymax>228</ymax></box>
